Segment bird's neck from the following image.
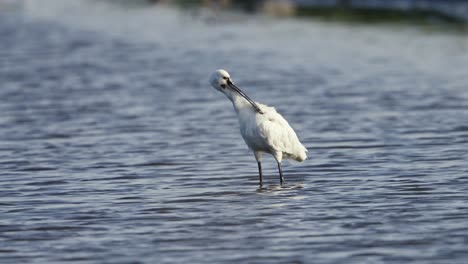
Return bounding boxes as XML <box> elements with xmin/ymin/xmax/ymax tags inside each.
<box><xmin>229</xmin><ymin>93</ymin><xmax>253</xmax><ymax>114</ymax></box>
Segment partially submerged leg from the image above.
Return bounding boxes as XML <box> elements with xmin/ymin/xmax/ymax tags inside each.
<box><xmin>257</xmin><ymin>162</ymin><xmax>263</xmax><ymax>185</ymax></box>
<box><xmin>272</xmin><ymin>151</ymin><xmax>284</xmax><ymax>184</ymax></box>
<box><xmin>277</xmin><ymin>162</ymin><xmax>284</xmax><ymax>184</ymax></box>
<box><xmin>254</xmin><ymin>151</ymin><xmax>263</xmax><ymax>186</ymax></box>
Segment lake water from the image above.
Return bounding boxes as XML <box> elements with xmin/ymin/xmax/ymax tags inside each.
<box><xmin>1</xmin><ymin>0</ymin><xmax>468</xmax><ymax>263</ymax></box>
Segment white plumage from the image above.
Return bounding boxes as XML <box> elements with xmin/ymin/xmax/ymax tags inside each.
<box><xmin>209</xmin><ymin>69</ymin><xmax>308</xmax><ymax>185</ymax></box>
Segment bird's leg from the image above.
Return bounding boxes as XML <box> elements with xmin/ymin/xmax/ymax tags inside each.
<box><xmin>254</xmin><ymin>151</ymin><xmax>263</xmax><ymax>186</ymax></box>
<box><xmin>257</xmin><ymin>161</ymin><xmax>263</xmax><ymax>186</ymax></box>
<box><xmin>277</xmin><ymin>162</ymin><xmax>284</xmax><ymax>184</ymax></box>
<box><xmin>272</xmin><ymin>151</ymin><xmax>284</xmax><ymax>185</ymax></box>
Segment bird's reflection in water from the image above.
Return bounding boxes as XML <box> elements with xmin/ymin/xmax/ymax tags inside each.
<box><xmin>256</xmin><ymin>182</ymin><xmax>304</xmax><ymax>193</ymax></box>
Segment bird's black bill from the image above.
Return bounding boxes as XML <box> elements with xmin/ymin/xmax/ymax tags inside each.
<box><xmin>228</xmin><ymin>81</ymin><xmax>264</xmax><ymax>114</ymax></box>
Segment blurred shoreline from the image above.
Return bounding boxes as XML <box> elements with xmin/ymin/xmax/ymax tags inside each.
<box><xmin>112</xmin><ymin>0</ymin><xmax>468</xmax><ymax>27</ymax></box>
<box><xmin>1</xmin><ymin>0</ymin><xmax>467</xmax><ymax>31</ymax></box>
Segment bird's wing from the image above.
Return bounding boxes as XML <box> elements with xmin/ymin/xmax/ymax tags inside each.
<box><xmin>256</xmin><ymin>109</ymin><xmax>307</xmax><ymax>161</ymax></box>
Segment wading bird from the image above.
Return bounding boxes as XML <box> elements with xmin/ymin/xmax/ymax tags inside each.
<box><xmin>209</xmin><ymin>69</ymin><xmax>307</xmax><ymax>185</ymax></box>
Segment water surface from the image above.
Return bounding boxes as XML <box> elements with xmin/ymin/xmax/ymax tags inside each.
<box><xmin>1</xmin><ymin>1</ymin><xmax>468</xmax><ymax>263</ymax></box>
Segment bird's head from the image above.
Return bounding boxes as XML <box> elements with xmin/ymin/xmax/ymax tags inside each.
<box><xmin>209</xmin><ymin>69</ymin><xmax>231</xmax><ymax>92</ymax></box>
<box><xmin>209</xmin><ymin>69</ymin><xmax>264</xmax><ymax>114</ymax></box>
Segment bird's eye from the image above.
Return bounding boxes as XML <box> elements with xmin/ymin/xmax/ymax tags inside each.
<box><xmin>223</xmin><ymin>77</ymin><xmax>228</xmax><ymax>80</ymax></box>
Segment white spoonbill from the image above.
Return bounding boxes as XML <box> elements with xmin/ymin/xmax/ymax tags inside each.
<box><xmin>209</xmin><ymin>69</ymin><xmax>308</xmax><ymax>185</ymax></box>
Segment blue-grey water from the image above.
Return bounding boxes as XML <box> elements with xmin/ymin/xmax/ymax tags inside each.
<box><xmin>1</xmin><ymin>1</ymin><xmax>468</xmax><ymax>263</ymax></box>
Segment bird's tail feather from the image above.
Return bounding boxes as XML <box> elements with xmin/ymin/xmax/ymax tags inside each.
<box><xmin>286</xmin><ymin>145</ymin><xmax>308</xmax><ymax>162</ymax></box>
